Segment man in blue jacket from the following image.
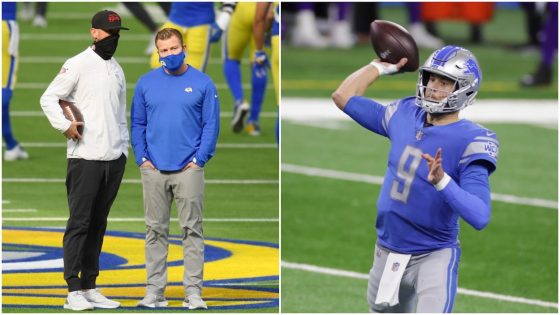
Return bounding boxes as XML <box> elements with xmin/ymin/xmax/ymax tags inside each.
<box><xmin>131</xmin><ymin>27</ymin><xmax>220</xmax><ymax>310</ymax></box>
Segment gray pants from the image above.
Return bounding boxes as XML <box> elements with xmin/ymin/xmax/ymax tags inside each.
<box><xmin>140</xmin><ymin>167</ymin><xmax>205</xmax><ymax>297</ymax></box>
<box><xmin>367</xmin><ymin>243</ymin><xmax>461</xmax><ymax>313</ymax></box>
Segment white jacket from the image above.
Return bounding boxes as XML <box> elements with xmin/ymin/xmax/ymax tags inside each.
<box><xmin>40</xmin><ymin>47</ymin><xmax>129</xmax><ymax>161</ymax></box>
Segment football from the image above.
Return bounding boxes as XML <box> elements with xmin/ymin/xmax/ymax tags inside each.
<box><xmin>59</xmin><ymin>99</ymin><xmax>84</xmax><ymax>135</ymax></box>
<box><xmin>369</xmin><ymin>20</ymin><xmax>419</xmax><ymax>72</ymax></box>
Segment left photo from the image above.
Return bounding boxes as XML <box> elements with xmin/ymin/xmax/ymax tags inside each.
<box><xmin>2</xmin><ymin>2</ymin><xmax>279</xmax><ymax>312</ymax></box>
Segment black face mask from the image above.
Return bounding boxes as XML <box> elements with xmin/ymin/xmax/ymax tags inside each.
<box><xmin>92</xmin><ymin>33</ymin><xmax>119</xmax><ymax>60</ymax></box>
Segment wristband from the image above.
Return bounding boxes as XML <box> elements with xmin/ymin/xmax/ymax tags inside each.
<box><xmin>434</xmin><ymin>172</ymin><xmax>451</xmax><ymax>191</ymax></box>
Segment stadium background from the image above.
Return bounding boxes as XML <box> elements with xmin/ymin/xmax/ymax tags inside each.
<box><xmin>281</xmin><ymin>2</ymin><xmax>558</xmax><ymax>313</ymax></box>
<box><xmin>2</xmin><ymin>2</ymin><xmax>278</xmax><ymax>312</ymax></box>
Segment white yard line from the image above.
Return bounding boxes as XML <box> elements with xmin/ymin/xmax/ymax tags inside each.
<box><xmin>282</xmin><ymin>261</ymin><xmax>558</xmax><ymax>309</ymax></box>
<box><xmin>4</xmin><ymin>142</ymin><xmax>277</xmax><ymax>149</ymax></box>
<box><xmin>20</xmin><ymin>56</ymin><xmax>250</xmax><ymax>65</ymax></box>
<box><xmin>14</xmin><ymin>82</ymin><xmax>273</xmax><ymax>91</ymax></box>
<box><xmin>2</xmin><ymin>217</ymin><xmax>277</xmax><ymax>222</ymax></box>
<box><xmin>282</xmin><ymin>98</ymin><xmax>558</xmax><ymax>126</ymax></box>
<box><xmin>3</xmin><ymin>178</ymin><xmax>278</xmax><ymax>185</ymax></box>
<box><xmin>282</xmin><ymin>164</ymin><xmax>557</xmax><ymax>209</ymax></box>
<box><xmin>10</xmin><ymin>111</ymin><xmax>277</xmax><ymax>118</ymax></box>
<box><xmin>3</xmin><ymin>209</ymin><xmax>37</xmax><ymax>213</ymax></box>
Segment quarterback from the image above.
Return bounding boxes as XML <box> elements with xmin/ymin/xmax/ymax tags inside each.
<box><xmin>332</xmin><ymin>46</ymin><xmax>499</xmax><ymax>313</ymax></box>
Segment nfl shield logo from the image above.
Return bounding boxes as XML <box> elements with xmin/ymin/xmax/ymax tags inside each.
<box><xmin>415</xmin><ymin>130</ymin><xmax>423</xmax><ymax>141</ymax></box>
<box><xmin>392</xmin><ymin>262</ymin><xmax>400</xmax><ymax>272</ymax></box>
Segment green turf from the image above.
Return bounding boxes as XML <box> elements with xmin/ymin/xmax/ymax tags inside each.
<box><xmin>282</xmin><ymin>7</ymin><xmax>557</xmax><ymax>100</ymax></box>
<box><xmin>281</xmin><ymin>4</ymin><xmax>557</xmax><ymax>312</ymax></box>
<box><xmin>3</xmin><ymin>2</ymin><xmax>278</xmax><ymax>313</ymax></box>
<box><xmin>281</xmin><ymin>269</ymin><xmax>557</xmax><ymax>313</ymax></box>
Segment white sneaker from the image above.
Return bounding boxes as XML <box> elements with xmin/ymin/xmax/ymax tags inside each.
<box><xmin>331</xmin><ymin>21</ymin><xmax>355</xmax><ymax>49</ymax></box>
<box><xmin>408</xmin><ymin>23</ymin><xmax>443</xmax><ymax>49</ymax></box>
<box><xmin>183</xmin><ymin>294</ymin><xmax>208</xmax><ymax>310</ymax></box>
<box><xmin>82</xmin><ymin>289</ymin><xmax>120</xmax><ymax>309</ymax></box>
<box><xmin>4</xmin><ymin>145</ymin><xmax>29</xmax><ymax>161</ymax></box>
<box><xmin>32</xmin><ymin>15</ymin><xmax>48</xmax><ymax>28</ymax></box>
<box><xmin>137</xmin><ymin>293</ymin><xmax>168</xmax><ymax>308</ymax></box>
<box><xmin>292</xmin><ymin>10</ymin><xmax>329</xmax><ymax>48</ymax></box>
<box><xmin>63</xmin><ymin>291</ymin><xmax>94</xmax><ymax>311</ymax></box>
<box><xmin>231</xmin><ymin>101</ymin><xmax>250</xmax><ymax>133</ymax></box>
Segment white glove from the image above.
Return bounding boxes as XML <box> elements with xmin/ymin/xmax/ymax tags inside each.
<box><xmin>369</xmin><ymin>60</ymin><xmax>399</xmax><ymax>76</ymax></box>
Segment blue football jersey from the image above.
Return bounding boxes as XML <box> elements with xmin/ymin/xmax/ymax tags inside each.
<box><xmin>168</xmin><ymin>2</ymin><xmax>214</xmax><ymax>28</ymax></box>
<box><xmin>344</xmin><ymin>96</ymin><xmax>499</xmax><ymax>254</ymax></box>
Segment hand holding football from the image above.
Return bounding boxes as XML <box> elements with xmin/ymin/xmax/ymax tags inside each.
<box><xmin>369</xmin><ymin>20</ymin><xmax>419</xmax><ymax>72</ymax></box>
<box><xmin>59</xmin><ymin>100</ymin><xmax>84</xmax><ymax>135</ymax></box>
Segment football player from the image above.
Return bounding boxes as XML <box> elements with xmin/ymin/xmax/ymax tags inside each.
<box><xmin>253</xmin><ymin>2</ymin><xmax>279</xmax><ymax>141</ymax></box>
<box><xmin>332</xmin><ymin>46</ymin><xmax>499</xmax><ymax>313</ymax></box>
<box><xmin>2</xmin><ymin>2</ymin><xmax>29</xmax><ymax>161</ymax></box>
<box><xmin>224</xmin><ymin>2</ymin><xmax>268</xmax><ymax>135</ymax></box>
<box><xmin>149</xmin><ymin>2</ymin><xmax>236</xmax><ymax>72</ymax></box>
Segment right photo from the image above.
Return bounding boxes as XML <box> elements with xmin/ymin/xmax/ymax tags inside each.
<box><xmin>281</xmin><ymin>2</ymin><xmax>558</xmax><ymax>313</ymax></box>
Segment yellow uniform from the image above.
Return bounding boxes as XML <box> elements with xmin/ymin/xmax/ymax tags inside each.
<box><xmin>2</xmin><ymin>19</ymin><xmax>18</xmax><ymax>90</ymax></box>
<box><xmin>150</xmin><ymin>3</ymin><xmax>214</xmax><ymax>71</ymax></box>
<box><xmin>224</xmin><ymin>2</ymin><xmax>258</xmax><ymax>63</ymax></box>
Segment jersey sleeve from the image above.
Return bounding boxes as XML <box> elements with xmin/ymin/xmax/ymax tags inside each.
<box><xmin>343</xmin><ymin>96</ymin><xmax>400</xmax><ymax>138</ymax></box>
<box><xmin>39</xmin><ymin>59</ymin><xmax>80</xmax><ymax>133</ymax></box>
<box><xmin>130</xmin><ymin>78</ymin><xmax>148</xmax><ymax>166</ymax></box>
<box><xmin>459</xmin><ymin>130</ymin><xmax>499</xmax><ymax>175</ymax></box>
<box><xmin>194</xmin><ymin>81</ymin><xmax>220</xmax><ymax>167</ymax></box>
<box><xmin>440</xmin><ymin>163</ymin><xmax>491</xmax><ymax>230</ymax></box>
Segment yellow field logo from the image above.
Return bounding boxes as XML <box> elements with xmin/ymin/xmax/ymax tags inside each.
<box><xmin>2</xmin><ymin>227</ymin><xmax>278</xmax><ymax>310</ymax></box>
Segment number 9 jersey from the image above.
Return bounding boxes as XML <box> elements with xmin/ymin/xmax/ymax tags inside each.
<box><xmin>343</xmin><ymin>96</ymin><xmax>499</xmax><ymax>254</ymax></box>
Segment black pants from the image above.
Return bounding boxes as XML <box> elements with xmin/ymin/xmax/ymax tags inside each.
<box><xmin>63</xmin><ymin>154</ymin><xmax>126</xmax><ymax>292</ymax></box>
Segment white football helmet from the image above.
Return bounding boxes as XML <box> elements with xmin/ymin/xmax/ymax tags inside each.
<box><xmin>415</xmin><ymin>45</ymin><xmax>482</xmax><ymax>114</ymax></box>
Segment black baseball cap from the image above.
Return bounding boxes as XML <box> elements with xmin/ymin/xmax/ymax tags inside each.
<box><xmin>91</xmin><ymin>10</ymin><xmax>129</xmax><ymax>31</ymax></box>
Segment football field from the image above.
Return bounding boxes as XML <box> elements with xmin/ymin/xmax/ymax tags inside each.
<box><xmin>281</xmin><ymin>4</ymin><xmax>558</xmax><ymax>313</ymax></box>
<box><xmin>2</xmin><ymin>3</ymin><xmax>278</xmax><ymax>312</ymax></box>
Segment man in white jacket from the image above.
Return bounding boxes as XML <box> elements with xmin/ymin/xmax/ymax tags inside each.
<box><xmin>40</xmin><ymin>10</ymin><xmax>129</xmax><ymax>311</ymax></box>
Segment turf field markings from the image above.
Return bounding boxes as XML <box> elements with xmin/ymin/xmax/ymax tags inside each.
<box><xmin>5</xmin><ymin>142</ymin><xmax>277</xmax><ymax>149</ymax></box>
<box><xmin>3</xmin><ymin>178</ymin><xmax>278</xmax><ymax>184</ymax></box>
<box><xmin>21</xmin><ymin>33</ymin><xmax>152</xmax><ymax>41</ymax></box>
<box><xmin>3</xmin><ymin>200</ymin><xmax>11</xmax><ymax>204</ymax></box>
<box><xmin>282</xmin><ymin>261</ymin><xmax>558</xmax><ymax>309</ymax></box>
<box><xmin>282</xmin><ymin>98</ymin><xmax>557</xmax><ymax>125</ymax></box>
<box><xmin>14</xmin><ymin>82</ymin><xmax>274</xmax><ymax>91</ymax></box>
<box><xmin>10</xmin><ymin>110</ymin><xmax>278</xmax><ymax>118</ymax></box>
<box><xmin>3</xmin><ymin>209</ymin><xmax>37</xmax><ymax>213</ymax></box>
<box><xmin>282</xmin><ymin>164</ymin><xmax>557</xmax><ymax>209</ymax></box>
<box><xmin>20</xmin><ymin>56</ymin><xmax>250</xmax><ymax>65</ymax></box>
<box><xmin>2</xmin><ymin>217</ymin><xmax>278</xmax><ymax>222</ymax></box>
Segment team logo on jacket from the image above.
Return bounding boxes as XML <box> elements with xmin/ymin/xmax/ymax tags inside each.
<box><xmin>184</xmin><ymin>87</ymin><xmax>193</xmax><ymax>93</ymax></box>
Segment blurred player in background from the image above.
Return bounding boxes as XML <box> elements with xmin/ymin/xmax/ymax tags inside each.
<box><xmin>19</xmin><ymin>2</ymin><xmax>48</xmax><ymax>28</ymax></box>
<box><xmin>224</xmin><ymin>2</ymin><xmax>267</xmax><ymax>135</ymax></box>
<box><xmin>149</xmin><ymin>2</ymin><xmax>235</xmax><ymax>72</ymax></box>
<box><xmin>40</xmin><ymin>10</ymin><xmax>129</xmax><ymax>311</ymax></box>
<box><xmin>332</xmin><ymin>46</ymin><xmax>499</xmax><ymax>312</ymax></box>
<box><xmin>2</xmin><ymin>2</ymin><xmax>29</xmax><ymax>161</ymax></box>
<box><xmin>520</xmin><ymin>2</ymin><xmax>558</xmax><ymax>87</ymax></box>
<box><xmin>132</xmin><ymin>28</ymin><xmax>220</xmax><ymax>310</ymax></box>
<box><xmin>253</xmin><ymin>2</ymin><xmax>279</xmax><ymax>142</ymax></box>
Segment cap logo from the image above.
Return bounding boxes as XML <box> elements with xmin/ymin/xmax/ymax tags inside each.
<box><xmin>108</xmin><ymin>14</ymin><xmax>120</xmax><ymax>23</ymax></box>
